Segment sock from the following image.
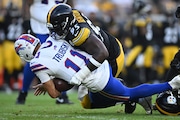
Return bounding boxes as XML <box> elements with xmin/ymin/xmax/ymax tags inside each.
<box><xmin>103</xmin><ymin>75</ymin><xmax>172</xmax><ymax>102</ymax></box>
<box><xmin>168</xmin><ymin>75</ymin><xmax>180</xmax><ymax>89</ymax></box>
<box><xmin>60</xmin><ymin>91</ymin><xmax>67</xmax><ymax>98</ymax></box>
<box><xmin>129</xmin><ymin>82</ymin><xmax>172</xmax><ymax>101</ymax></box>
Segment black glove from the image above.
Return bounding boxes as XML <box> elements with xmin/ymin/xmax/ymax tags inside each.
<box><xmin>22</xmin><ymin>20</ymin><xmax>36</xmax><ymax>36</ymax></box>
<box><xmin>175</xmin><ymin>6</ymin><xmax>180</xmax><ymax>18</ymax></box>
<box><xmin>22</xmin><ymin>20</ymin><xmax>31</xmax><ymax>33</ymax></box>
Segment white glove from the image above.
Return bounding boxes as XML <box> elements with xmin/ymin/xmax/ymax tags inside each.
<box><xmin>69</xmin><ymin>65</ymin><xmax>91</xmax><ymax>85</ymax></box>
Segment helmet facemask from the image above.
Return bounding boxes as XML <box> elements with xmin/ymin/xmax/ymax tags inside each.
<box><xmin>47</xmin><ymin>12</ymin><xmax>75</xmax><ymax>39</ymax></box>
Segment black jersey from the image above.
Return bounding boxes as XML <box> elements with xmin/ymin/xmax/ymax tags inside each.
<box><xmin>131</xmin><ymin>14</ymin><xmax>153</xmax><ymax>47</ymax></box>
<box><xmin>65</xmin><ymin>9</ymin><xmax>120</xmax><ymax>60</ymax></box>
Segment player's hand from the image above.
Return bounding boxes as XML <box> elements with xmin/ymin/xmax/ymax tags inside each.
<box><xmin>175</xmin><ymin>6</ymin><xmax>180</xmax><ymax>18</ymax></box>
<box><xmin>32</xmin><ymin>83</ymin><xmax>46</xmax><ymax>96</ymax></box>
<box><xmin>70</xmin><ymin>76</ymin><xmax>81</xmax><ymax>85</ymax></box>
<box><xmin>69</xmin><ymin>65</ymin><xmax>91</xmax><ymax>85</ymax></box>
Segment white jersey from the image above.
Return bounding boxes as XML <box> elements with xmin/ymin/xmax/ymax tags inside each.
<box><xmin>30</xmin><ymin>37</ymin><xmax>110</xmax><ymax>92</ymax></box>
<box><xmin>30</xmin><ymin>0</ymin><xmax>59</xmax><ymax>34</ymax></box>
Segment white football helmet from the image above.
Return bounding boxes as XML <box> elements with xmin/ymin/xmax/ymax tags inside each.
<box><xmin>14</xmin><ymin>34</ymin><xmax>40</xmax><ymax>62</ymax></box>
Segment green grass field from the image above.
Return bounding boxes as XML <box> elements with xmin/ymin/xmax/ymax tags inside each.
<box><xmin>0</xmin><ymin>90</ymin><xmax>179</xmax><ymax>120</ymax></box>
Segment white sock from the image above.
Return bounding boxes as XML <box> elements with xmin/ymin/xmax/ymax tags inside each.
<box><xmin>168</xmin><ymin>75</ymin><xmax>180</xmax><ymax>90</ymax></box>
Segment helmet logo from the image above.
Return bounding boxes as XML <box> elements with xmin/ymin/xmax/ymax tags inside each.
<box><xmin>15</xmin><ymin>44</ymin><xmax>23</xmax><ymax>54</ymax></box>
<box><xmin>167</xmin><ymin>96</ymin><xmax>177</xmax><ymax>105</ymax></box>
<box><xmin>61</xmin><ymin>17</ymin><xmax>69</xmax><ymax>30</ymax></box>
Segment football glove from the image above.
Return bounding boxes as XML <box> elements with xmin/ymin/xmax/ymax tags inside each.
<box><xmin>69</xmin><ymin>65</ymin><xmax>91</xmax><ymax>85</ymax></box>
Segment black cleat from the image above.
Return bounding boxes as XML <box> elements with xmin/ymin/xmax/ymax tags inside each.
<box><xmin>56</xmin><ymin>97</ymin><xmax>73</xmax><ymax>104</ymax></box>
<box><xmin>124</xmin><ymin>101</ymin><xmax>136</xmax><ymax>114</ymax></box>
<box><xmin>16</xmin><ymin>91</ymin><xmax>27</xmax><ymax>105</ymax></box>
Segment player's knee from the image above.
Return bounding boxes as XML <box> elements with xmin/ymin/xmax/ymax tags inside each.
<box><xmin>81</xmin><ymin>94</ymin><xmax>92</xmax><ymax>109</ymax></box>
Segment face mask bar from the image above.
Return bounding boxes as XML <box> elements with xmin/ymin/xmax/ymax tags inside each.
<box><xmin>46</xmin><ymin>22</ymin><xmax>68</xmax><ymax>40</ymax></box>
<box><xmin>47</xmin><ymin>23</ymin><xmax>55</xmax><ymax>33</ymax></box>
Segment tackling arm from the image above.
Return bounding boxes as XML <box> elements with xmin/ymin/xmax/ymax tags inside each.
<box><xmin>81</xmin><ymin>34</ymin><xmax>109</xmax><ymax>71</ymax></box>
<box><xmin>69</xmin><ymin>34</ymin><xmax>109</xmax><ymax>85</ymax></box>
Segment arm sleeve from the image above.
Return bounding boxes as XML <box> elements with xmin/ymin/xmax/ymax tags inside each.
<box><xmin>71</xmin><ymin>28</ymin><xmax>90</xmax><ymax>46</ymax></box>
<box><xmin>35</xmin><ymin>69</ymin><xmax>54</xmax><ymax>83</ymax></box>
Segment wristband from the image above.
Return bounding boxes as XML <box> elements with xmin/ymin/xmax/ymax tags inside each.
<box><xmin>89</xmin><ymin>58</ymin><xmax>102</xmax><ymax>67</ymax></box>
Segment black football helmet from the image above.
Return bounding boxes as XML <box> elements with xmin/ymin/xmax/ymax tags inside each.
<box><xmin>47</xmin><ymin>3</ymin><xmax>75</xmax><ymax>39</ymax></box>
<box><xmin>155</xmin><ymin>90</ymin><xmax>180</xmax><ymax>116</ymax></box>
<box><xmin>133</xmin><ymin>0</ymin><xmax>146</xmax><ymax>12</ymax></box>
<box><xmin>132</xmin><ymin>0</ymin><xmax>151</xmax><ymax>14</ymax></box>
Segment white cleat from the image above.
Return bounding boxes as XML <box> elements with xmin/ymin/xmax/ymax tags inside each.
<box><xmin>168</xmin><ymin>75</ymin><xmax>180</xmax><ymax>90</ymax></box>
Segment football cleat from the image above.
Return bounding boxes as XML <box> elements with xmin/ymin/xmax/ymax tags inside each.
<box><xmin>124</xmin><ymin>101</ymin><xmax>136</xmax><ymax>114</ymax></box>
<box><xmin>138</xmin><ymin>96</ymin><xmax>153</xmax><ymax>114</ymax></box>
<box><xmin>56</xmin><ymin>95</ymin><xmax>73</xmax><ymax>104</ymax></box>
<box><xmin>16</xmin><ymin>91</ymin><xmax>28</xmax><ymax>105</ymax></box>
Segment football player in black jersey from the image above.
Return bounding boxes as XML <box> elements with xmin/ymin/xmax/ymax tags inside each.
<box><xmin>46</xmin><ymin>3</ymin><xmax>131</xmax><ymax>112</ymax></box>
<box><xmin>158</xmin><ymin>10</ymin><xmax>180</xmax><ymax>82</ymax></box>
<box><xmin>153</xmin><ymin>6</ymin><xmax>180</xmax><ymax>114</ymax></box>
<box><xmin>123</xmin><ymin>0</ymin><xmax>154</xmax><ymax>114</ymax></box>
<box><xmin>47</xmin><ymin>3</ymin><xmax>124</xmax><ymax>78</ymax></box>
<box><xmin>164</xmin><ymin>5</ymin><xmax>180</xmax><ymax>82</ymax></box>
<box><xmin>46</xmin><ymin>2</ymin><xmax>157</xmax><ymax>114</ymax></box>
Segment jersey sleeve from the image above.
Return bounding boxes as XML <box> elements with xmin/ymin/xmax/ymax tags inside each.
<box><xmin>70</xmin><ymin>10</ymin><xmax>91</xmax><ymax>46</ymax></box>
<box><xmin>30</xmin><ymin>63</ymin><xmax>53</xmax><ymax>83</ymax></box>
<box><xmin>35</xmin><ymin>70</ymin><xmax>52</xmax><ymax>83</ymax></box>
<box><xmin>71</xmin><ymin>28</ymin><xmax>90</xmax><ymax>46</ymax></box>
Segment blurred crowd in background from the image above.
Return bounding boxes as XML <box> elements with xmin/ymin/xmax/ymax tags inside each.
<box><xmin>0</xmin><ymin>0</ymin><xmax>180</xmax><ymax>94</ymax></box>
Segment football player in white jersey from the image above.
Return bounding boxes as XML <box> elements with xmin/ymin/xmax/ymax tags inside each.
<box><xmin>16</xmin><ymin>0</ymin><xmax>73</xmax><ymax>105</ymax></box>
<box><xmin>14</xmin><ymin>34</ymin><xmax>180</xmax><ymax>110</ymax></box>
